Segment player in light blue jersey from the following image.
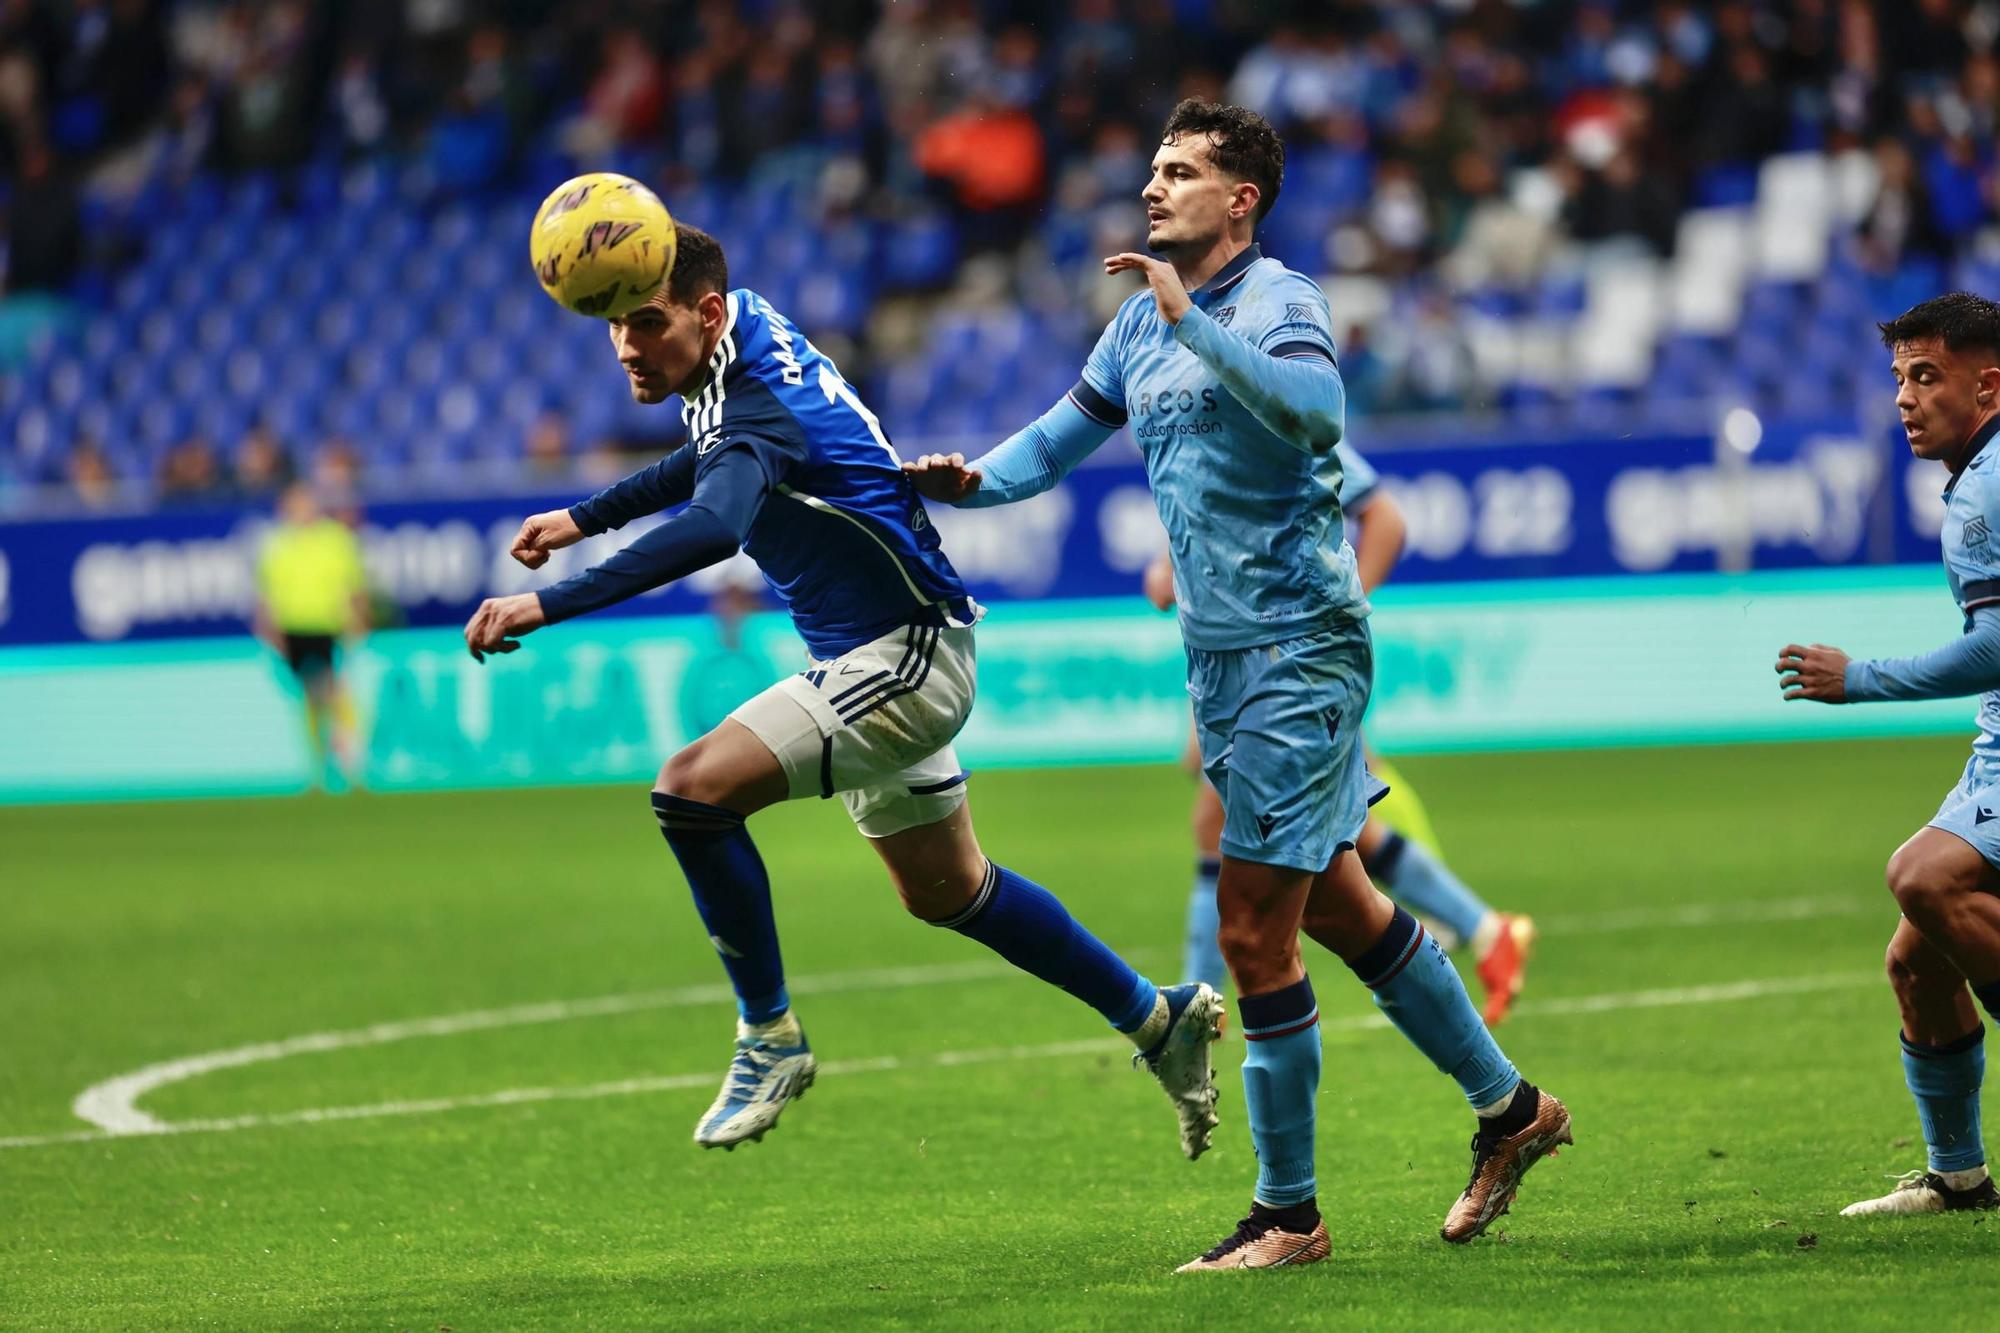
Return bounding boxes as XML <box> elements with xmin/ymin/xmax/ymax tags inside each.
<box><xmin>462</xmin><ymin>226</ymin><xmax>1224</xmax><ymax>1168</ymax></box>
<box><xmin>1780</xmin><ymin>293</ymin><xmax>2000</xmax><ymax>1216</ymax></box>
<box><xmin>1149</xmin><ymin>440</ymin><xmax>1537</xmax><ymax>1026</ymax></box>
<box><xmin>907</xmin><ymin>101</ymin><xmax>1569</xmax><ymax>1268</ymax></box>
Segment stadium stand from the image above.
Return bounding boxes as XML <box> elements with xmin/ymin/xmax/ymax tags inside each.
<box><xmin>1</xmin><ymin>1</ymin><xmax>1997</xmax><ymax>511</ymax></box>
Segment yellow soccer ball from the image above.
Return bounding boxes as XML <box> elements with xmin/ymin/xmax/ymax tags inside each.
<box><xmin>528</xmin><ymin>172</ymin><xmax>677</xmax><ymax>318</ymax></box>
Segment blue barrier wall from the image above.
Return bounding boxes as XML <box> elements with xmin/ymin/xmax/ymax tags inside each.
<box><xmin>0</xmin><ymin>420</ymin><xmax>1947</xmax><ymax>646</ymax></box>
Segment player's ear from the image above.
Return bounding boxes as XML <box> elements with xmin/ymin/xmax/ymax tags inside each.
<box><xmin>698</xmin><ymin>289</ymin><xmax>727</xmax><ymax>335</ymax></box>
<box><xmin>1979</xmin><ymin>361</ymin><xmax>2000</xmax><ymax>407</ymax></box>
<box><xmin>1232</xmin><ymin>181</ymin><xmax>1260</xmax><ymax>224</ymax></box>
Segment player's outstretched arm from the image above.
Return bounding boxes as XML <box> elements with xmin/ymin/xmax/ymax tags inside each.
<box><xmin>903</xmin><ymin>395</ymin><xmax>1116</xmax><ymax>509</ymax></box>
<box><xmin>567</xmin><ymin>448</ymin><xmax>699</xmax><ymax>539</ymax></box>
<box><xmin>1779</xmin><ymin>608</ymin><xmax>2000</xmax><ymax>703</ymax></box>
<box><xmin>1105</xmin><ymin>252</ymin><xmax>1345</xmax><ymax>455</ymax></box>
<box><xmin>465</xmin><ymin>449</ymin><xmax>767</xmax><ymax>662</ymax></box>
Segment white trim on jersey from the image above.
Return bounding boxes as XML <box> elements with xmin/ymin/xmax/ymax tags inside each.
<box><xmin>684</xmin><ymin>294</ymin><xmax>741</xmax><ymax>445</ymax></box>
<box><xmin>774</xmin><ymin>484</ymin><xmax>978</xmax><ymax>629</ymax></box>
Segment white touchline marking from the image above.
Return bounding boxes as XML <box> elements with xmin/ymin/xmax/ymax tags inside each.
<box><xmin>0</xmin><ymin>967</ymin><xmax>1880</xmax><ymax>1152</ymax></box>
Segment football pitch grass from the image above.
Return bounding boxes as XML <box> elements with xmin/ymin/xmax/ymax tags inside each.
<box><xmin>4</xmin><ymin>736</ymin><xmax>1994</xmax><ymax>1329</ymax></box>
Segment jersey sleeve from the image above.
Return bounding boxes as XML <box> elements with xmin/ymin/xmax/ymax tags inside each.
<box><xmin>1253</xmin><ymin>271</ymin><xmax>1338</xmax><ymax>364</ymax></box>
<box><xmin>1335</xmin><ymin>441</ymin><xmax>1380</xmax><ymax>517</ymax></box>
<box><xmin>571</xmin><ymin>449</ymin><xmax>697</xmax><ymax>535</ymax></box>
<box><xmin>695</xmin><ymin>426</ymin><xmax>803</xmax><ymax>500</ymax></box>
<box><xmin>1958</xmin><ymin>472</ymin><xmax>2000</xmax><ymax>611</ymax></box>
<box><xmin>1070</xmin><ymin>301</ymin><xmax>1132</xmax><ymax>429</ymax></box>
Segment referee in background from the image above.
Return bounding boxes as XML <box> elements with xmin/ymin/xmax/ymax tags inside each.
<box><xmin>256</xmin><ymin>482</ymin><xmax>371</xmax><ymax>790</ymax></box>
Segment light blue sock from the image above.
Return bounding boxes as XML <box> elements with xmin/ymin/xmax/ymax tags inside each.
<box><xmin>1238</xmin><ymin>977</ymin><xmax>1321</xmax><ymax>1206</ymax></box>
<box><xmin>1902</xmin><ymin>1026</ymin><xmax>1987</xmax><ymax>1172</ymax></box>
<box><xmin>1363</xmin><ymin>830</ymin><xmax>1489</xmax><ymax>947</ymax></box>
<box><xmin>1348</xmin><ymin>907</ymin><xmax>1519</xmax><ymax>1109</ymax></box>
<box><xmin>933</xmin><ymin>861</ymin><xmax>1158</xmax><ymax>1032</ymax></box>
<box><xmin>1182</xmin><ymin>857</ymin><xmax>1225</xmax><ymax>989</ymax></box>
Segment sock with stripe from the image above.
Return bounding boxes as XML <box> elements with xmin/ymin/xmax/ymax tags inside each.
<box><xmin>1903</xmin><ymin>1025</ymin><xmax>1987</xmax><ymax>1173</ymax></box>
<box><xmin>653</xmin><ymin>792</ymin><xmax>789</xmax><ymax>1024</ymax></box>
<box><xmin>1362</xmin><ymin>829</ymin><xmax>1492</xmax><ymax>952</ymax></box>
<box><xmin>1348</xmin><ymin>906</ymin><xmax>1520</xmax><ymax>1110</ymax></box>
<box><xmin>1181</xmin><ymin>856</ymin><xmax>1226</xmax><ymax>990</ymax></box>
<box><xmin>1974</xmin><ymin>979</ymin><xmax>2000</xmax><ymax>1024</ymax></box>
<box><xmin>1239</xmin><ymin>977</ymin><xmax>1321</xmax><ymax>1206</ymax></box>
<box><xmin>933</xmin><ymin>861</ymin><xmax>1158</xmax><ymax>1033</ymax></box>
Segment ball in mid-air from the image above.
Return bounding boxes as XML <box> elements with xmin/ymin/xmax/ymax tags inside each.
<box><xmin>529</xmin><ymin>173</ymin><xmax>676</xmax><ymax>319</ymax></box>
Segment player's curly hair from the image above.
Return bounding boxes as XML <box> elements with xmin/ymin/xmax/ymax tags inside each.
<box><xmin>666</xmin><ymin>225</ymin><xmax>729</xmax><ymax>306</ymax></box>
<box><xmin>1879</xmin><ymin>292</ymin><xmax>2000</xmax><ymax>361</ymax></box>
<box><xmin>1159</xmin><ymin>99</ymin><xmax>1285</xmax><ymax>225</ymax></box>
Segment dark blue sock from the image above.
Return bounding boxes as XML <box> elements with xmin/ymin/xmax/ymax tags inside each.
<box><xmin>1902</xmin><ymin>1026</ymin><xmax>1987</xmax><ymax>1173</ymax></box>
<box><xmin>935</xmin><ymin>862</ymin><xmax>1156</xmax><ymax>1031</ymax></box>
<box><xmin>653</xmin><ymin>792</ymin><xmax>788</xmax><ymax>1024</ymax></box>
<box><xmin>1974</xmin><ymin>979</ymin><xmax>2000</xmax><ymax>1024</ymax></box>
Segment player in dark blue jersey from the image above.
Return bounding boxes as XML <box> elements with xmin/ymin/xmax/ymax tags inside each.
<box><xmin>462</xmin><ymin>227</ymin><xmax>1224</xmax><ymax>1161</ymax></box>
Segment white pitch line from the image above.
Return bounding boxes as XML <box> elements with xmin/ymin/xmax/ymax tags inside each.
<box><xmin>61</xmin><ymin>894</ymin><xmax>1884</xmax><ymax>1139</ymax></box>
<box><xmin>0</xmin><ymin>968</ymin><xmax>1879</xmax><ymax>1152</ymax></box>
<box><xmin>1536</xmin><ymin>894</ymin><xmax>1884</xmax><ymax>937</ymax></box>
<box><xmin>70</xmin><ymin>957</ymin><xmax>1053</xmax><ymax>1136</ymax></box>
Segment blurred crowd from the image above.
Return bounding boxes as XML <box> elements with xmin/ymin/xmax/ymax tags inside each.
<box><xmin>4</xmin><ymin>0</ymin><xmax>2000</xmax><ymax>508</ymax></box>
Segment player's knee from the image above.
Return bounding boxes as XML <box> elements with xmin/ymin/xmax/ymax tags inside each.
<box><xmin>1885</xmin><ymin>845</ymin><xmax>1973</xmax><ymax>922</ymax></box>
<box><xmin>1216</xmin><ymin>913</ymin><xmax>1285</xmax><ymax>984</ymax></box>
<box><xmin>655</xmin><ymin>746</ymin><xmax>734</xmax><ymax>808</ymax></box>
<box><xmin>895</xmin><ymin>857</ymin><xmax>985</xmax><ymax>923</ymax></box>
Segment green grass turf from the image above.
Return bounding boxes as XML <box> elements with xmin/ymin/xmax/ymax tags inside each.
<box><xmin>3</xmin><ymin>737</ymin><xmax>1995</xmax><ymax>1330</ymax></box>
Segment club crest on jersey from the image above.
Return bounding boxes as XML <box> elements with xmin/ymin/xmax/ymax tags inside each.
<box><xmin>1213</xmin><ymin>305</ymin><xmax>1236</xmax><ymax>327</ymax></box>
<box><xmin>696</xmin><ymin>428</ymin><xmax>724</xmax><ymax>455</ymax></box>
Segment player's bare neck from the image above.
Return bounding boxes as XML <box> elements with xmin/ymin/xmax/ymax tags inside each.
<box><xmin>1170</xmin><ymin>233</ymin><xmax>1252</xmax><ymax>293</ymax></box>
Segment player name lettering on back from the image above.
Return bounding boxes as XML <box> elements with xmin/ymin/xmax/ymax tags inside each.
<box><xmin>750</xmin><ymin>292</ymin><xmax>806</xmax><ymax>386</ymax></box>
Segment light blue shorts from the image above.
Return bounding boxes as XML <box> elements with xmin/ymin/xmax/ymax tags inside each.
<box><xmin>1186</xmin><ymin>618</ymin><xmax>1386</xmax><ymax>874</ymax></box>
<box><xmin>1929</xmin><ymin>754</ymin><xmax>2000</xmax><ymax>869</ymax></box>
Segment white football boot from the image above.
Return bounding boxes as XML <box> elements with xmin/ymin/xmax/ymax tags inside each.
<box><xmin>1840</xmin><ymin>1167</ymin><xmax>1998</xmax><ymax>1216</ymax></box>
<box><xmin>694</xmin><ymin>1014</ymin><xmax>817</xmax><ymax>1150</ymax></box>
<box><xmin>1135</xmin><ymin>982</ymin><xmax>1226</xmax><ymax>1160</ymax></box>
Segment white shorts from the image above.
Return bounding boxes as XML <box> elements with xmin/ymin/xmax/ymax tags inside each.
<box><xmin>730</xmin><ymin>622</ymin><xmax>975</xmax><ymax>837</ymax></box>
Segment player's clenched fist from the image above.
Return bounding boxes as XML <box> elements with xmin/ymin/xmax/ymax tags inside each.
<box><xmin>901</xmin><ymin>452</ymin><xmax>984</xmax><ymax>503</ymax></box>
<box><xmin>1776</xmin><ymin>642</ymin><xmax>1851</xmax><ymax>703</ymax></box>
<box><xmin>510</xmin><ymin>509</ymin><xmax>585</xmax><ymax>569</ymax></box>
<box><xmin>465</xmin><ymin>592</ymin><xmax>547</xmax><ymax>662</ymax></box>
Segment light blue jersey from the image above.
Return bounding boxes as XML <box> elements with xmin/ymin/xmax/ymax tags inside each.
<box><xmin>1336</xmin><ymin>441</ymin><xmax>1380</xmax><ymax>516</ymax></box>
<box><xmin>963</xmin><ymin>244</ymin><xmax>1366</xmax><ymax>651</ymax></box>
<box><xmin>1936</xmin><ymin>425</ymin><xmax>2000</xmax><ymax>770</ymax></box>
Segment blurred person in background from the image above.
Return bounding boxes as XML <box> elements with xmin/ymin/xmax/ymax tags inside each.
<box><xmin>232</xmin><ymin>423</ymin><xmax>293</xmax><ymax>501</ymax></box>
<box><xmin>155</xmin><ymin>435</ymin><xmax>233</xmax><ymax>508</ymax></box>
<box><xmin>256</xmin><ymin>481</ymin><xmax>369</xmax><ymax>791</ymax></box>
<box><xmin>523</xmin><ymin>411</ymin><xmax>572</xmax><ymax>480</ymax></box>
<box><xmin>65</xmin><ymin>435</ymin><xmax>120</xmax><ymax>509</ymax></box>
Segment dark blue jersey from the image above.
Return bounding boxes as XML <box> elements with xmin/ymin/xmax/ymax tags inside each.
<box><xmin>549</xmin><ymin>289</ymin><xmax>979</xmax><ymax>659</ymax></box>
